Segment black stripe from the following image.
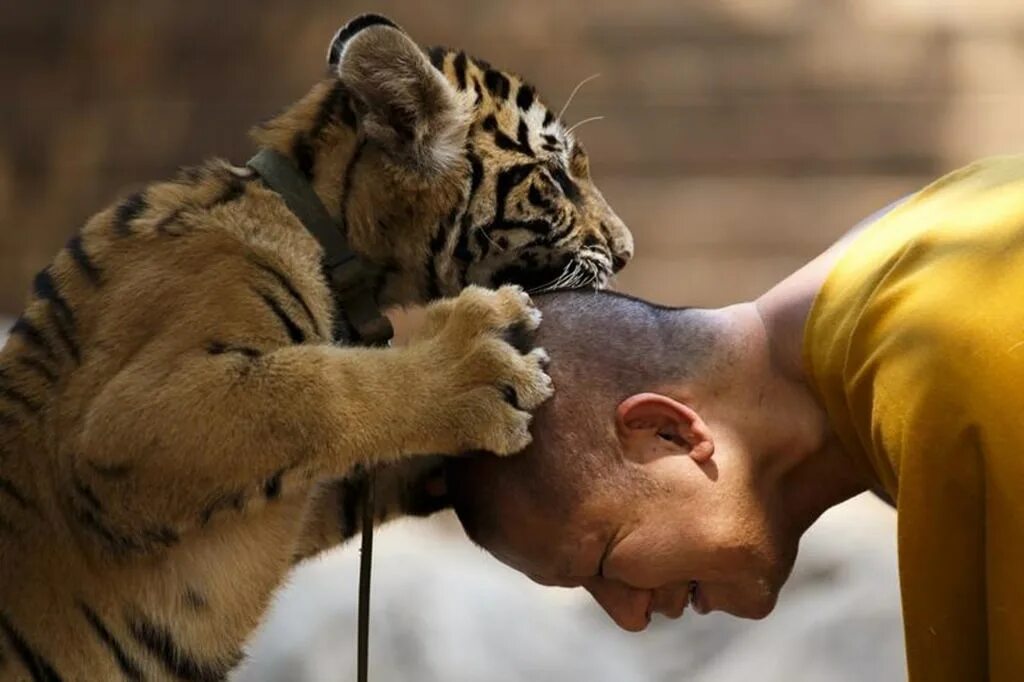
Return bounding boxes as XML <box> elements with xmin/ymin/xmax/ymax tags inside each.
<box><xmin>493</xmin><ymin>130</ymin><xmax>532</xmax><ymax>155</ymax></box>
<box><xmin>328</xmin><ymin>14</ymin><xmax>399</xmax><ymax>67</ymax></box>
<box><xmin>466</xmin><ymin>150</ymin><xmax>485</xmax><ymax>203</ymax></box>
<box><xmin>424</xmin><ymin>219</ymin><xmax>450</xmax><ymax>301</ymax></box>
<box><xmin>87</xmin><ymin>459</ymin><xmax>134</xmax><ymax>479</ymax></box>
<box><xmin>206</xmin><ymin>341</ymin><xmax>261</xmax><ymax>359</ymax></box>
<box><xmin>10</xmin><ymin>318</ymin><xmax>56</xmax><ymax>364</ymax></box>
<box><xmin>338</xmin><ymin>138</ymin><xmax>366</xmax><ymax>230</ymax></box>
<box><xmin>311</xmin><ymin>80</ymin><xmax>350</xmax><ymax>136</ymax></box>
<box><xmin>427</xmin><ymin>45</ymin><xmax>446</xmax><ymax>71</ymax></box>
<box><xmin>257</xmin><ymin>291</ymin><xmax>306</xmax><ymax>344</ymax></box>
<box><xmin>516</xmin><ymin>85</ymin><xmax>536</xmax><ymax>111</ymax></box>
<box><xmin>75</xmin><ymin>506</ymin><xmax>142</xmax><ymax>554</ymax></box>
<box><xmin>547</xmin><ymin>212</ymin><xmax>578</xmax><ymax>244</ymax></box>
<box><xmin>484</xmin><ymin>115</ymin><xmax>533</xmax><ymax>156</ymax></box>
<box><xmin>142</xmin><ymin>526</ymin><xmax>179</xmax><ymax>547</ymax></box>
<box><xmin>0</xmin><ymin>375</ymin><xmax>42</xmax><ymax>414</ymax></box>
<box><xmin>484</xmin><ymin>69</ymin><xmax>511</xmax><ymax>99</ymax></box>
<box><xmin>263</xmin><ymin>469</ymin><xmax>285</xmax><ymax>500</ymax></box>
<box><xmin>127</xmin><ymin>610</ymin><xmax>228</xmax><ymax>682</ymax></box>
<box><xmin>199</xmin><ymin>490</ymin><xmax>245</xmax><ymax>526</ymax></box>
<box><xmin>516</xmin><ymin>119</ymin><xmax>534</xmax><ymax>156</ymax></box>
<box><xmin>494</xmin><ymin>164</ymin><xmax>538</xmax><ymax>222</ymax></box>
<box><xmin>66</xmin><ymin>235</ymin><xmax>102</xmax><ymax>285</ymax></box>
<box><xmin>78</xmin><ymin>602</ymin><xmax>144</xmax><ymax>682</ymax></box>
<box><xmin>17</xmin><ymin>357</ymin><xmax>57</xmax><ymax>384</ymax></box>
<box><xmin>251</xmin><ymin>260</ymin><xmax>322</xmax><ymax>338</ymax></box>
<box><xmin>452</xmin><ymin>51</ymin><xmax>468</xmax><ymax>90</ymax></box>
<box><xmin>543</xmin><ymin>110</ymin><xmax>555</xmax><ymax>127</ymax></box>
<box><xmin>423</xmin><ymin>257</ymin><xmax>441</xmax><ymax>301</ymax></box>
<box><xmin>453</xmin><ymin>213</ymin><xmax>474</xmax><ymax>268</ymax></box>
<box><xmin>472</xmin><ymin>55</ymin><xmax>494</xmax><ymax>72</ymax></box>
<box><xmin>79</xmin><ymin>510</ymin><xmax>177</xmax><ymax>554</ymax></box>
<box><xmin>549</xmin><ymin>165</ymin><xmax>581</xmax><ymax>202</ymax></box>
<box><xmin>473</xmin><ymin>225</ymin><xmax>495</xmax><ymax>258</ymax></box>
<box><xmin>208</xmin><ymin>178</ymin><xmax>245</xmax><ymax>208</ymax></box>
<box><xmin>0</xmin><ymin>611</ymin><xmax>64</xmax><ymax>682</ymax></box>
<box><xmin>332</xmin><ymin>83</ymin><xmax>358</xmax><ymax>129</ymax></box>
<box><xmin>292</xmin><ymin>135</ymin><xmax>315</xmax><ymax>179</ymax></box>
<box><xmin>528</xmin><ymin>184</ymin><xmax>554</xmax><ymax>211</ymax></box>
<box><xmin>0</xmin><ymin>477</ymin><xmax>34</xmax><ymax>510</ymax></box>
<box><xmin>113</xmin><ymin>192</ymin><xmax>147</xmax><ymax>237</ymax></box>
<box><xmin>72</xmin><ymin>471</ymin><xmax>104</xmax><ymax>513</ymax></box>
<box><xmin>183</xmin><ymin>589</ymin><xmax>207</xmax><ymax>611</ymax></box>
<box><xmin>452</xmin><ymin>202</ymin><xmax>479</xmax><ymax>288</ymax></box>
<box><xmin>155</xmin><ymin>209</ymin><xmax>185</xmax><ymax>236</ymax></box>
<box><xmin>33</xmin><ymin>270</ymin><xmax>80</xmax><ymax>364</ymax></box>
<box><xmin>178</xmin><ymin>165</ymin><xmax>206</xmax><ymax>184</ymax></box>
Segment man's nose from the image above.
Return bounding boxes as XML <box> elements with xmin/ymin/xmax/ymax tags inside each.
<box><xmin>584</xmin><ymin>579</ymin><xmax>653</xmax><ymax>632</ymax></box>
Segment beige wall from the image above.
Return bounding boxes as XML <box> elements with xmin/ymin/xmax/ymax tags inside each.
<box><xmin>3</xmin><ymin>0</ymin><xmax>1024</xmax><ymax>313</ymax></box>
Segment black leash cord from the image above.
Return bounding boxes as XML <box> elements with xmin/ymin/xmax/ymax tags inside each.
<box><xmin>357</xmin><ymin>471</ymin><xmax>375</xmax><ymax>682</ymax></box>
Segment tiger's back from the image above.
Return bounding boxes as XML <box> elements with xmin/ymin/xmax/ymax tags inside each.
<box><xmin>0</xmin><ymin>163</ymin><xmax>336</xmax><ymax>679</ymax></box>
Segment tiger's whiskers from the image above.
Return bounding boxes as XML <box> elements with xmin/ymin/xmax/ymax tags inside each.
<box><xmin>478</xmin><ymin>226</ymin><xmax>503</xmax><ymax>251</ymax></box>
<box><xmin>558</xmin><ymin>73</ymin><xmax>601</xmax><ymax>121</ymax></box>
<box><xmin>565</xmin><ymin>116</ymin><xmax>605</xmax><ymax>137</ymax></box>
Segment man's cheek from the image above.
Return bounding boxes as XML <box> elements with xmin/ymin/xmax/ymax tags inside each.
<box><xmin>608</xmin><ymin>529</ymin><xmax>685</xmax><ymax>588</ymax></box>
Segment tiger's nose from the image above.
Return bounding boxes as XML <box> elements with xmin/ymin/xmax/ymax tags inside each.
<box><xmin>612</xmin><ymin>250</ymin><xmax>632</xmax><ymax>273</ymax></box>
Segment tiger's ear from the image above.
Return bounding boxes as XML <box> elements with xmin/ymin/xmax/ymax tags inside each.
<box><xmin>327</xmin><ymin>14</ymin><xmax>471</xmax><ymax>173</ymax></box>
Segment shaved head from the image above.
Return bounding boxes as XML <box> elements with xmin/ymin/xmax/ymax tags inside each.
<box><xmin>446</xmin><ymin>289</ymin><xmax>718</xmax><ymax>546</ymax></box>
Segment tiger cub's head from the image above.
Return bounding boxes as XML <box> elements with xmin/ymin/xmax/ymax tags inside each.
<box><xmin>255</xmin><ymin>14</ymin><xmax>632</xmax><ymax>303</ymax></box>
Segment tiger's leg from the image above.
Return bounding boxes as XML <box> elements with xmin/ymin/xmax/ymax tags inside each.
<box><xmin>72</xmin><ymin>285</ymin><xmax>550</xmax><ymax>555</ymax></box>
<box><xmin>291</xmin><ymin>282</ymin><xmax>556</xmax><ymax>561</ymax></box>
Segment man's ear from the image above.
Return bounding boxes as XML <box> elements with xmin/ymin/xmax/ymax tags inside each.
<box><xmin>326</xmin><ymin>14</ymin><xmax>472</xmax><ymax>172</ymax></box>
<box><xmin>615</xmin><ymin>393</ymin><xmax>714</xmax><ymax>464</ymax></box>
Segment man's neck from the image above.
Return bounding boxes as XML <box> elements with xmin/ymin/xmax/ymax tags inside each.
<box><xmin>713</xmin><ymin>301</ymin><xmax>867</xmax><ymax>537</ymax></box>
<box><xmin>750</xmin><ymin>237</ymin><xmax>874</xmax><ymax>531</ymax></box>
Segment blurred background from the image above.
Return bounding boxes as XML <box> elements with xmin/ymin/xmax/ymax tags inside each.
<box><xmin>4</xmin><ymin>0</ymin><xmax>1024</xmax><ymax>680</ymax></box>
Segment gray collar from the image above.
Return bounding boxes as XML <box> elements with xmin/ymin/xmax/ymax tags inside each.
<box><xmin>247</xmin><ymin>148</ymin><xmax>393</xmax><ymax>346</ymax></box>
<box><xmin>247</xmin><ymin>147</ymin><xmax>384</xmax><ymax>682</ymax></box>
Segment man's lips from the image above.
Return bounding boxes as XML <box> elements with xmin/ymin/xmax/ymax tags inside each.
<box><xmin>650</xmin><ymin>583</ymin><xmax>698</xmax><ymax>620</ymax></box>
<box><xmin>689</xmin><ymin>580</ymin><xmax>710</xmax><ymax>615</ymax></box>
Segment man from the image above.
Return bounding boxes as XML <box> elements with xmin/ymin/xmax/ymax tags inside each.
<box><xmin>446</xmin><ymin>157</ymin><xmax>1024</xmax><ymax>681</ymax></box>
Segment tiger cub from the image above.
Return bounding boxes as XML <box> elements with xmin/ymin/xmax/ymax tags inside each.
<box><xmin>0</xmin><ymin>14</ymin><xmax>632</xmax><ymax>681</ymax></box>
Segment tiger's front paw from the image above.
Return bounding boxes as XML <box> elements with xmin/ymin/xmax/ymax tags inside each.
<box><xmin>411</xmin><ymin>285</ymin><xmax>553</xmax><ymax>456</ymax></box>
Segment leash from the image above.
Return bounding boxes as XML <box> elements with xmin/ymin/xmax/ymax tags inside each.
<box><xmin>247</xmin><ymin>148</ymin><xmax>392</xmax><ymax>682</ymax></box>
<box><xmin>357</xmin><ymin>473</ymin><xmax>375</xmax><ymax>682</ymax></box>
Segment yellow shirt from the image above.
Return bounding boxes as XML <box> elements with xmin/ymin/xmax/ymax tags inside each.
<box><xmin>805</xmin><ymin>157</ymin><xmax>1024</xmax><ymax>681</ymax></box>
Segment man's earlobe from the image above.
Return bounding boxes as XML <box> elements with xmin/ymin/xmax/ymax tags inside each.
<box><xmin>616</xmin><ymin>393</ymin><xmax>714</xmax><ymax>464</ymax></box>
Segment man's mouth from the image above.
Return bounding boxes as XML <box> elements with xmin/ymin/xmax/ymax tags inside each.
<box><xmin>688</xmin><ymin>580</ymin><xmax>707</xmax><ymax>615</ymax></box>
